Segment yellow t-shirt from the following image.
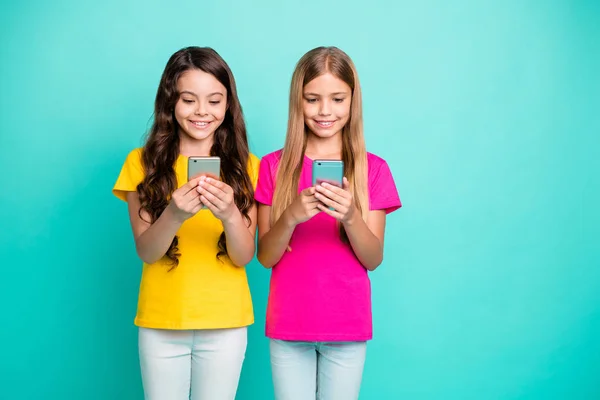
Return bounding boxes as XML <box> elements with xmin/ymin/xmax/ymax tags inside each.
<box><xmin>113</xmin><ymin>148</ymin><xmax>260</xmax><ymax>330</ymax></box>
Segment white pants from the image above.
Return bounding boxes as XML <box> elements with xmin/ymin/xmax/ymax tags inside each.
<box><xmin>270</xmin><ymin>339</ymin><xmax>367</xmax><ymax>400</ymax></box>
<box><xmin>138</xmin><ymin>327</ymin><xmax>247</xmax><ymax>400</ymax></box>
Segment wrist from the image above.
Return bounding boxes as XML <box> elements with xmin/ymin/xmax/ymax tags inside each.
<box><xmin>342</xmin><ymin>208</ymin><xmax>361</xmax><ymax>227</ymax></box>
<box><xmin>282</xmin><ymin>208</ymin><xmax>298</xmax><ymax>229</ymax></box>
<box><xmin>222</xmin><ymin>207</ymin><xmax>242</xmax><ymax>227</ymax></box>
<box><xmin>164</xmin><ymin>205</ymin><xmax>187</xmax><ymax>226</ymax></box>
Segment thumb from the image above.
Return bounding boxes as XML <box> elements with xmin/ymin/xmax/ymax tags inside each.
<box><xmin>182</xmin><ymin>177</ymin><xmax>201</xmax><ymax>193</ymax></box>
<box><xmin>188</xmin><ymin>176</ymin><xmax>202</xmax><ymax>186</ymax></box>
<box><xmin>302</xmin><ymin>187</ymin><xmax>316</xmax><ymax>196</ymax></box>
<box><xmin>342</xmin><ymin>177</ymin><xmax>350</xmax><ymax>190</ymax></box>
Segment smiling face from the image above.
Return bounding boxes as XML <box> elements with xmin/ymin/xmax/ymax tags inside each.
<box><xmin>174</xmin><ymin>68</ymin><xmax>228</xmax><ymax>145</ymax></box>
<box><xmin>302</xmin><ymin>72</ymin><xmax>352</xmax><ymax>140</ymax></box>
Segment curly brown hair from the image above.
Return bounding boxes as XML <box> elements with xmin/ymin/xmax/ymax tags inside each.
<box><xmin>137</xmin><ymin>46</ymin><xmax>254</xmax><ymax>268</ymax></box>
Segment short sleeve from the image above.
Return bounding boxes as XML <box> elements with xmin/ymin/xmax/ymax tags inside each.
<box><xmin>368</xmin><ymin>156</ymin><xmax>401</xmax><ymax>214</ymax></box>
<box><xmin>113</xmin><ymin>148</ymin><xmax>145</xmax><ymax>202</ymax></box>
<box><xmin>247</xmin><ymin>153</ymin><xmax>261</xmax><ymax>190</ymax></box>
<box><xmin>255</xmin><ymin>154</ymin><xmax>276</xmax><ymax>206</ymax></box>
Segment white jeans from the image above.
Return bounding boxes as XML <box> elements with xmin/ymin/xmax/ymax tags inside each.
<box><xmin>138</xmin><ymin>327</ymin><xmax>247</xmax><ymax>400</ymax></box>
<box><xmin>270</xmin><ymin>339</ymin><xmax>367</xmax><ymax>400</ymax></box>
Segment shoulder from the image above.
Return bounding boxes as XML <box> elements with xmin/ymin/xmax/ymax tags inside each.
<box><xmin>258</xmin><ymin>149</ymin><xmax>284</xmax><ymax>172</ymax></box>
<box><xmin>248</xmin><ymin>152</ymin><xmax>260</xmax><ymax>164</ymax></box>
<box><xmin>247</xmin><ymin>152</ymin><xmax>261</xmax><ymax>178</ymax></box>
<box><xmin>366</xmin><ymin>152</ymin><xmax>390</xmax><ymax>174</ymax></box>
<box><xmin>113</xmin><ymin>148</ymin><xmax>145</xmax><ymax>201</ymax></box>
<box><xmin>261</xmin><ymin>149</ymin><xmax>283</xmax><ymax>165</ymax></box>
<box><xmin>128</xmin><ymin>147</ymin><xmax>143</xmax><ymax>158</ymax></box>
<box><xmin>124</xmin><ymin>147</ymin><xmax>144</xmax><ymax>167</ymax></box>
<box><xmin>367</xmin><ymin>152</ymin><xmax>387</xmax><ymax>166</ymax></box>
<box><xmin>248</xmin><ymin>152</ymin><xmax>260</xmax><ymax>169</ymax></box>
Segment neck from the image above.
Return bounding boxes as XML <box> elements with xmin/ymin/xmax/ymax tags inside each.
<box><xmin>305</xmin><ymin>130</ymin><xmax>342</xmax><ymax>159</ymax></box>
<box><xmin>179</xmin><ymin>134</ymin><xmax>214</xmax><ymax>157</ymax></box>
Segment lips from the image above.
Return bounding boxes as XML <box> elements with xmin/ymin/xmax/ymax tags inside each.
<box><xmin>315</xmin><ymin>120</ymin><xmax>336</xmax><ymax>128</ymax></box>
<box><xmin>190</xmin><ymin>120</ymin><xmax>212</xmax><ymax>129</ymax></box>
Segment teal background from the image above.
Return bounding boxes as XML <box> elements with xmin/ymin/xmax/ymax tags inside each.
<box><xmin>1</xmin><ymin>0</ymin><xmax>599</xmax><ymax>399</ymax></box>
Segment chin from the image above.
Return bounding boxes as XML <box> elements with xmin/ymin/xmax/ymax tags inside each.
<box><xmin>183</xmin><ymin>129</ymin><xmax>216</xmax><ymax>141</ymax></box>
<box><xmin>310</xmin><ymin>128</ymin><xmax>340</xmax><ymax>138</ymax></box>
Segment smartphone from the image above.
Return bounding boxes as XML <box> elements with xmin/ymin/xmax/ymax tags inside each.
<box><xmin>188</xmin><ymin>156</ymin><xmax>220</xmax><ymax>209</ymax></box>
<box><xmin>312</xmin><ymin>159</ymin><xmax>343</xmax><ymax>187</ymax></box>
<box><xmin>188</xmin><ymin>156</ymin><xmax>221</xmax><ymax>181</ymax></box>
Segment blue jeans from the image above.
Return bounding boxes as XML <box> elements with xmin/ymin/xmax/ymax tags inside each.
<box><xmin>270</xmin><ymin>339</ymin><xmax>367</xmax><ymax>400</ymax></box>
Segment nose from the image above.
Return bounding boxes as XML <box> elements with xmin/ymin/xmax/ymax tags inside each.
<box><xmin>195</xmin><ymin>101</ymin><xmax>208</xmax><ymax>116</ymax></box>
<box><xmin>318</xmin><ymin>100</ymin><xmax>331</xmax><ymax>116</ymax></box>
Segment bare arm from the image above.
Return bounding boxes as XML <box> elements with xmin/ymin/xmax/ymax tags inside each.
<box><xmin>197</xmin><ymin>176</ymin><xmax>258</xmax><ymax>266</ymax></box>
<box><xmin>256</xmin><ymin>188</ymin><xmax>320</xmax><ymax>268</ymax></box>
<box><xmin>220</xmin><ymin>204</ymin><xmax>257</xmax><ymax>267</ymax></box>
<box><xmin>315</xmin><ymin>178</ymin><xmax>387</xmax><ymax>271</ymax></box>
<box><xmin>257</xmin><ymin>205</ymin><xmax>295</xmax><ymax>268</ymax></box>
<box><xmin>342</xmin><ymin>210</ymin><xmax>386</xmax><ymax>271</ymax></box>
<box><xmin>126</xmin><ymin>178</ymin><xmax>203</xmax><ymax>264</ymax></box>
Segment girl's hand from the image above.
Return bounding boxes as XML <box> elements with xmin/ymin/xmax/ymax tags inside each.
<box><xmin>196</xmin><ymin>176</ymin><xmax>238</xmax><ymax>223</ymax></box>
<box><xmin>167</xmin><ymin>178</ymin><xmax>204</xmax><ymax>223</ymax></box>
<box><xmin>286</xmin><ymin>187</ymin><xmax>321</xmax><ymax>225</ymax></box>
<box><xmin>315</xmin><ymin>177</ymin><xmax>358</xmax><ymax>224</ymax></box>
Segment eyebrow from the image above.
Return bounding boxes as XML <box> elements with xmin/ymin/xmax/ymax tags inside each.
<box><xmin>304</xmin><ymin>92</ymin><xmax>349</xmax><ymax>96</ymax></box>
<box><xmin>180</xmin><ymin>90</ymin><xmax>224</xmax><ymax>97</ymax></box>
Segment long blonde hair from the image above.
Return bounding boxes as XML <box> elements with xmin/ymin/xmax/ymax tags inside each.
<box><xmin>271</xmin><ymin>46</ymin><xmax>369</xmax><ymax>238</ymax></box>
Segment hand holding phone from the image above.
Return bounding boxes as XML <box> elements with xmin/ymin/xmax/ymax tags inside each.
<box><xmin>196</xmin><ymin>176</ymin><xmax>239</xmax><ymax>223</ymax></box>
<box><xmin>167</xmin><ymin>179</ymin><xmax>205</xmax><ymax>223</ymax></box>
<box><xmin>188</xmin><ymin>156</ymin><xmax>221</xmax><ymax>209</ymax></box>
<box><xmin>311</xmin><ymin>160</ymin><xmax>357</xmax><ymax>223</ymax></box>
<box><xmin>286</xmin><ymin>187</ymin><xmax>321</xmax><ymax>225</ymax></box>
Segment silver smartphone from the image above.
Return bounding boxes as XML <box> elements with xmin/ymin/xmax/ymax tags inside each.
<box><xmin>187</xmin><ymin>156</ymin><xmax>221</xmax><ymax>181</ymax></box>
<box><xmin>312</xmin><ymin>159</ymin><xmax>344</xmax><ymax>187</ymax></box>
<box><xmin>188</xmin><ymin>156</ymin><xmax>220</xmax><ymax>209</ymax></box>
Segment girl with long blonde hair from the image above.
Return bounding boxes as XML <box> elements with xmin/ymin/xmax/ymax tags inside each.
<box><xmin>255</xmin><ymin>46</ymin><xmax>402</xmax><ymax>399</ymax></box>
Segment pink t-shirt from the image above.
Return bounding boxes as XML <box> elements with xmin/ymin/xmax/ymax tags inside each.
<box><xmin>255</xmin><ymin>150</ymin><xmax>401</xmax><ymax>341</ymax></box>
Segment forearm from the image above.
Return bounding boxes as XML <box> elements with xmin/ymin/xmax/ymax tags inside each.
<box><xmin>257</xmin><ymin>209</ymin><xmax>296</xmax><ymax>269</ymax></box>
<box><xmin>343</xmin><ymin>213</ymin><xmax>384</xmax><ymax>271</ymax></box>
<box><xmin>222</xmin><ymin>209</ymin><xmax>256</xmax><ymax>267</ymax></box>
<box><xmin>134</xmin><ymin>207</ymin><xmax>183</xmax><ymax>264</ymax></box>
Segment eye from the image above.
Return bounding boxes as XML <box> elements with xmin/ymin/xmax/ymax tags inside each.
<box><xmin>333</xmin><ymin>98</ymin><xmax>345</xmax><ymax>103</ymax></box>
<box><xmin>182</xmin><ymin>99</ymin><xmax>194</xmax><ymax>104</ymax></box>
<box><xmin>305</xmin><ymin>98</ymin><xmax>317</xmax><ymax>104</ymax></box>
<box><xmin>209</xmin><ymin>101</ymin><xmax>221</xmax><ymax>105</ymax></box>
